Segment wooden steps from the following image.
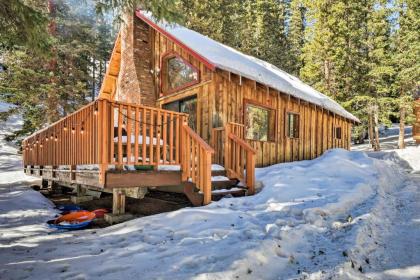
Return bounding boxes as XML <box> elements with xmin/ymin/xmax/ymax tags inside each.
<box><xmin>183</xmin><ymin>174</ymin><xmax>247</xmax><ymax>206</ymax></box>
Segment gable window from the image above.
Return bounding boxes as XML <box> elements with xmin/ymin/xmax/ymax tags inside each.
<box><xmin>334</xmin><ymin>127</ymin><xmax>342</xmax><ymax>139</ymax></box>
<box><xmin>287</xmin><ymin>112</ymin><xmax>300</xmax><ymax>138</ymax></box>
<box><xmin>161</xmin><ymin>54</ymin><xmax>199</xmax><ymax>94</ymax></box>
<box><xmin>245</xmin><ymin>102</ymin><xmax>275</xmax><ymax>142</ymax></box>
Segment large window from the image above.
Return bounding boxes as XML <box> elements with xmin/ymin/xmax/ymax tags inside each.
<box><xmin>162</xmin><ymin>54</ymin><xmax>199</xmax><ymax>93</ymax></box>
<box><xmin>245</xmin><ymin>103</ymin><xmax>275</xmax><ymax>142</ymax></box>
<box><xmin>287</xmin><ymin>112</ymin><xmax>300</xmax><ymax>138</ymax></box>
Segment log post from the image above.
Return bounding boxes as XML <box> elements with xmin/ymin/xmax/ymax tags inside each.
<box><xmin>203</xmin><ymin>151</ymin><xmax>212</xmax><ymax>205</ymax></box>
<box><xmin>112</xmin><ymin>188</ymin><xmax>126</xmax><ymax>215</ymax></box>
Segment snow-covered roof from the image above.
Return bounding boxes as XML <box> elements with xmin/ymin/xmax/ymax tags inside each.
<box><xmin>137</xmin><ymin>11</ymin><xmax>359</xmax><ymax>123</ymax></box>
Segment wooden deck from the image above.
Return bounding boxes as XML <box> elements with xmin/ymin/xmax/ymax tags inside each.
<box><xmin>22</xmin><ymin>100</ymin><xmax>256</xmax><ymax>206</ymax></box>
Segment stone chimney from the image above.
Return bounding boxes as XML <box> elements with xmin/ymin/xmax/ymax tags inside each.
<box><xmin>116</xmin><ymin>13</ymin><xmax>155</xmax><ymax>106</ymax></box>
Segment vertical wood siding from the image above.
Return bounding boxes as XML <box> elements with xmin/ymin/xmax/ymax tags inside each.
<box><xmin>151</xmin><ymin>27</ymin><xmax>354</xmax><ymax>167</ymax></box>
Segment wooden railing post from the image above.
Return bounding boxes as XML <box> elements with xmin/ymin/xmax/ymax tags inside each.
<box><xmin>246</xmin><ymin>152</ymin><xmax>255</xmax><ymax>195</ymax></box>
<box><xmin>224</xmin><ymin>123</ymin><xmax>231</xmax><ymax>172</ymax></box>
<box><xmin>98</xmin><ymin>99</ymin><xmax>109</xmax><ymax>186</ymax></box>
<box><xmin>180</xmin><ymin>116</ymin><xmax>188</xmax><ymax>182</ymax></box>
<box><xmin>203</xmin><ymin>150</ymin><xmax>212</xmax><ymax>205</ymax></box>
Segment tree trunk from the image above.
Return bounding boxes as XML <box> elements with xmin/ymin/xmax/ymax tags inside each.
<box><xmin>92</xmin><ymin>58</ymin><xmax>96</xmax><ymax>101</ymax></box>
<box><xmin>373</xmin><ymin>106</ymin><xmax>380</xmax><ymax>151</ymax></box>
<box><xmin>368</xmin><ymin>112</ymin><xmax>375</xmax><ymax>149</ymax></box>
<box><xmin>398</xmin><ymin>106</ymin><xmax>406</xmax><ymax>149</ymax></box>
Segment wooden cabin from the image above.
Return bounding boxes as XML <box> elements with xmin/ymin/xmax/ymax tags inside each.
<box><xmin>22</xmin><ymin>10</ymin><xmax>359</xmax><ymax>215</ymax></box>
<box><xmin>415</xmin><ymin>98</ymin><xmax>420</xmax><ymax>144</ymax></box>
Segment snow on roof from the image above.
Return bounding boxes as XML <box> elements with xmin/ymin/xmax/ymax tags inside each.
<box><xmin>137</xmin><ymin>11</ymin><xmax>359</xmax><ymax>123</ymax></box>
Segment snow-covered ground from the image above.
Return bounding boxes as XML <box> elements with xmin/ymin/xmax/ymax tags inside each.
<box><xmin>0</xmin><ymin>106</ymin><xmax>419</xmax><ymax>280</ymax></box>
<box><xmin>352</xmin><ymin>124</ymin><xmax>416</xmax><ymax>152</ymax></box>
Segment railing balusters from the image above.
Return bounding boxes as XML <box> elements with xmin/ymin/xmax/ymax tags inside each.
<box><xmin>149</xmin><ymin>109</ymin><xmax>154</xmax><ymax>165</ymax></box>
<box><xmin>180</xmin><ymin>124</ymin><xmax>214</xmax><ymax>205</ymax></box>
<box><xmin>126</xmin><ymin>105</ymin><xmax>132</xmax><ymax>164</ymax></box>
<box><xmin>134</xmin><ymin>107</ymin><xmax>139</xmax><ymax>164</ymax></box>
<box><xmin>162</xmin><ymin>112</ymin><xmax>167</xmax><ymax>164</ymax></box>
<box><xmin>224</xmin><ymin>123</ymin><xmax>256</xmax><ymax>195</ymax></box>
<box><xmin>156</xmin><ymin>110</ymin><xmax>161</xmax><ymax>164</ymax></box>
<box><xmin>175</xmin><ymin>115</ymin><xmax>180</xmax><ymax>164</ymax></box>
<box><xmin>142</xmin><ymin>108</ymin><xmax>147</xmax><ymax>165</ymax></box>
<box><xmin>118</xmin><ymin>104</ymin><xmax>123</xmax><ymax>164</ymax></box>
<box><xmin>110</xmin><ymin>103</ymin><xmax>115</xmax><ymax>163</ymax></box>
<box><xmin>23</xmin><ymin>99</ymin><xmax>202</xmax><ymax>188</ymax></box>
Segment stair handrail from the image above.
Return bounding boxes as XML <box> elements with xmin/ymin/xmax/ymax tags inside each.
<box><xmin>224</xmin><ymin>122</ymin><xmax>256</xmax><ymax>195</ymax></box>
<box><xmin>181</xmin><ymin>122</ymin><xmax>214</xmax><ymax>205</ymax></box>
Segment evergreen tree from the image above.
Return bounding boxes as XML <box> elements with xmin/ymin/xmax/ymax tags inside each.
<box><xmin>300</xmin><ymin>0</ymin><xmax>405</xmax><ymax>150</ymax></box>
<box><xmin>288</xmin><ymin>0</ymin><xmax>306</xmax><ymax>76</ymax></box>
<box><xmin>393</xmin><ymin>0</ymin><xmax>420</xmax><ymax>149</ymax></box>
<box><xmin>179</xmin><ymin>0</ymin><xmax>243</xmax><ymax>48</ymax></box>
<box><xmin>365</xmin><ymin>0</ymin><xmax>396</xmax><ymax>150</ymax></box>
<box><xmin>0</xmin><ymin>0</ymin><xmax>113</xmax><ymax>139</ymax></box>
<box><xmin>0</xmin><ymin>0</ymin><xmax>50</xmax><ymax>52</ymax></box>
<box><xmin>252</xmin><ymin>0</ymin><xmax>289</xmax><ymax>69</ymax></box>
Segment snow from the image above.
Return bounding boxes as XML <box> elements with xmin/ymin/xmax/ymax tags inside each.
<box><xmin>139</xmin><ymin>12</ymin><xmax>359</xmax><ymax>123</ymax></box>
<box><xmin>0</xmin><ymin>102</ymin><xmax>418</xmax><ymax>279</ymax></box>
<box><xmin>0</xmin><ymin>101</ymin><xmax>16</xmax><ymax>113</ymax></box>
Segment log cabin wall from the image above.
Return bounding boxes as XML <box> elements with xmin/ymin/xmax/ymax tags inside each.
<box><xmin>152</xmin><ymin>27</ymin><xmax>214</xmax><ymax>143</ymax></box>
<box><xmin>211</xmin><ymin>70</ymin><xmax>352</xmax><ymax>167</ymax></box>
<box><xmin>140</xmin><ymin>18</ymin><xmax>353</xmax><ymax>167</ymax></box>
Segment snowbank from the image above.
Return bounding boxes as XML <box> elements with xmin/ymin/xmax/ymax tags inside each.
<box><xmin>1</xmin><ymin>148</ymin><xmax>416</xmax><ymax>279</ymax></box>
<box><xmin>367</xmin><ymin>146</ymin><xmax>420</xmax><ymax>172</ymax></box>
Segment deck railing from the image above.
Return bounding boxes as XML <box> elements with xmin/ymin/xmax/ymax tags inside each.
<box><xmin>212</xmin><ymin>122</ymin><xmax>256</xmax><ymax>194</ymax></box>
<box><xmin>22</xmin><ymin>101</ymin><xmax>102</xmax><ymax>167</ymax></box>
<box><xmin>181</xmin><ymin>124</ymin><xmax>214</xmax><ymax>204</ymax></box>
<box><xmin>109</xmin><ymin>100</ymin><xmax>186</xmax><ymax>166</ymax></box>
<box><xmin>22</xmin><ymin>100</ymin><xmax>256</xmax><ymax>204</ymax></box>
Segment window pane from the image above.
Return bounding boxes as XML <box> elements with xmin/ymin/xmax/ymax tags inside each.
<box><xmin>166</xmin><ymin>56</ymin><xmax>198</xmax><ymax>91</ymax></box>
<box><xmin>335</xmin><ymin>127</ymin><xmax>342</xmax><ymax>139</ymax></box>
<box><xmin>180</xmin><ymin>98</ymin><xmax>197</xmax><ymax>131</ymax></box>
<box><xmin>245</xmin><ymin>105</ymin><xmax>269</xmax><ymax>141</ymax></box>
<box><xmin>287</xmin><ymin>113</ymin><xmax>299</xmax><ymax>138</ymax></box>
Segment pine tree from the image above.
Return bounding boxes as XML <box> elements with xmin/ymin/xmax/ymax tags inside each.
<box><xmin>0</xmin><ymin>0</ymin><xmax>50</xmax><ymax>52</ymax></box>
<box><xmin>301</xmin><ymin>0</ymin><xmax>402</xmax><ymax>150</ymax></box>
<box><xmin>393</xmin><ymin>0</ymin><xmax>420</xmax><ymax>149</ymax></box>
<box><xmin>179</xmin><ymin>0</ymin><xmax>243</xmax><ymax>48</ymax></box>
<box><xmin>0</xmin><ymin>0</ymin><xmax>113</xmax><ymax>140</ymax></box>
<box><xmin>288</xmin><ymin>0</ymin><xmax>306</xmax><ymax>76</ymax></box>
<box><xmin>257</xmin><ymin>0</ymin><xmax>289</xmax><ymax>69</ymax></box>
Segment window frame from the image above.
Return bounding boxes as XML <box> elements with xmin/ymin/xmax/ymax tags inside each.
<box><xmin>162</xmin><ymin>95</ymin><xmax>198</xmax><ymax>132</ymax></box>
<box><xmin>334</xmin><ymin>126</ymin><xmax>342</xmax><ymax>140</ymax></box>
<box><xmin>160</xmin><ymin>52</ymin><xmax>200</xmax><ymax>95</ymax></box>
<box><xmin>243</xmin><ymin>99</ymin><xmax>276</xmax><ymax>142</ymax></box>
<box><xmin>286</xmin><ymin>111</ymin><xmax>300</xmax><ymax>139</ymax></box>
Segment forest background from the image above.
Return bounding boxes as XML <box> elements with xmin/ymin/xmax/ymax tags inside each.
<box><xmin>0</xmin><ymin>0</ymin><xmax>418</xmax><ymax>150</ymax></box>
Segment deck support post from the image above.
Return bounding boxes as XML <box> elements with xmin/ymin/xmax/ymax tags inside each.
<box><xmin>112</xmin><ymin>188</ymin><xmax>126</xmax><ymax>215</ymax></box>
<box><xmin>75</xmin><ymin>184</ymin><xmax>85</xmax><ymax>196</ymax></box>
<box><xmin>104</xmin><ymin>188</ymin><xmax>133</xmax><ymax>225</ymax></box>
<box><xmin>99</xmin><ymin>164</ymin><xmax>107</xmax><ymax>186</ymax></box>
<box><xmin>70</xmin><ymin>184</ymin><xmax>93</xmax><ymax>203</ymax></box>
<box><xmin>70</xmin><ymin>165</ymin><xmax>76</xmax><ymax>182</ymax></box>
